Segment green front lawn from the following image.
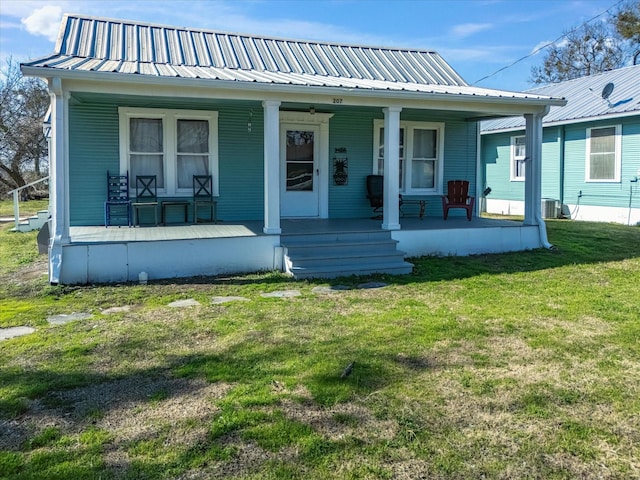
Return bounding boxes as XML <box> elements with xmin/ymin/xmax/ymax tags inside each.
<box><xmin>1</xmin><ymin>219</ymin><xmax>638</xmax><ymax>479</ymax></box>
<box><xmin>0</xmin><ymin>199</ymin><xmax>49</xmax><ymax>218</ymax></box>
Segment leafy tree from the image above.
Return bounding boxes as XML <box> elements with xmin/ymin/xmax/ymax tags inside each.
<box><xmin>614</xmin><ymin>0</ymin><xmax>640</xmax><ymax>64</ymax></box>
<box><xmin>530</xmin><ymin>22</ymin><xmax>626</xmax><ymax>84</ymax></box>
<box><xmin>0</xmin><ymin>58</ymin><xmax>49</xmax><ymax>199</ymax></box>
<box><xmin>530</xmin><ymin>1</ymin><xmax>639</xmax><ymax>84</ymax></box>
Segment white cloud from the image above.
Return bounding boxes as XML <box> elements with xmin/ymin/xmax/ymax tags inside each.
<box><xmin>21</xmin><ymin>5</ymin><xmax>63</xmax><ymax>42</ymax></box>
<box><xmin>450</xmin><ymin>23</ymin><xmax>493</xmax><ymax>39</ymax></box>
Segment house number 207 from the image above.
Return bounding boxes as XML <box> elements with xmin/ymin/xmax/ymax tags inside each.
<box><xmin>332</xmin><ymin>98</ymin><xmax>343</xmax><ymax>104</ymax></box>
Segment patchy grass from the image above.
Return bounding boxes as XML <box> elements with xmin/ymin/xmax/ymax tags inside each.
<box><xmin>0</xmin><ymin>219</ymin><xmax>639</xmax><ymax>479</ymax></box>
<box><xmin>0</xmin><ymin>199</ymin><xmax>49</xmax><ymax>218</ymax></box>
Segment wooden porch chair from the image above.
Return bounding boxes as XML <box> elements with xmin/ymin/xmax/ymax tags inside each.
<box><xmin>193</xmin><ymin>175</ymin><xmax>217</xmax><ymax>224</ymax></box>
<box><xmin>105</xmin><ymin>170</ymin><xmax>131</xmax><ymax>227</ymax></box>
<box><xmin>366</xmin><ymin>174</ymin><xmax>403</xmax><ymax>220</ymax></box>
<box><xmin>441</xmin><ymin>180</ymin><xmax>475</xmax><ymax>221</ymax></box>
<box><xmin>132</xmin><ymin>175</ymin><xmax>158</xmax><ymax>226</ymax></box>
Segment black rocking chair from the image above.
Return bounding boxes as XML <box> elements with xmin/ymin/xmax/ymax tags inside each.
<box><xmin>366</xmin><ymin>174</ymin><xmax>403</xmax><ymax>220</ymax></box>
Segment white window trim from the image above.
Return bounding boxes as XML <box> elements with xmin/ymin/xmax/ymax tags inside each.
<box><xmin>372</xmin><ymin>119</ymin><xmax>445</xmax><ymax>195</ymax></box>
<box><xmin>119</xmin><ymin>107</ymin><xmax>219</xmax><ymax>196</ymax></box>
<box><xmin>585</xmin><ymin>124</ymin><xmax>621</xmax><ymax>183</ymax></box>
<box><xmin>510</xmin><ymin>135</ymin><xmax>526</xmax><ymax>182</ymax></box>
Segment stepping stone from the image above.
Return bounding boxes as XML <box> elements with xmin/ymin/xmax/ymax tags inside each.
<box><xmin>168</xmin><ymin>299</ymin><xmax>201</xmax><ymax>308</ymax></box>
<box><xmin>101</xmin><ymin>306</ymin><xmax>132</xmax><ymax>314</ymax></box>
<box><xmin>211</xmin><ymin>296</ymin><xmax>250</xmax><ymax>304</ymax></box>
<box><xmin>357</xmin><ymin>281</ymin><xmax>388</xmax><ymax>290</ymax></box>
<box><xmin>47</xmin><ymin>312</ymin><xmax>93</xmax><ymax>325</ymax></box>
<box><xmin>311</xmin><ymin>285</ymin><xmax>350</xmax><ymax>295</ymax></box>
<box><xmin>260</xmin><ymin>290</ymin><xmax>301</xmax><ymax>298</ymax></box>
<box><xmin>0</xmin><ymin>326</ymin><xmax>35</xmax><ymax>340</ymax></box>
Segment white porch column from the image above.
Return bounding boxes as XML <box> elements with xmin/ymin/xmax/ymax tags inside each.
<box><xmin>48</xmin><ymin>77</ymin><xmax>69</xmax><ymax>284</ymax></box>
<box><xmin>382</xmin><ymin>106</ymin><xmax>402</xmax><ymax>230</ymax></box>
<box><xmin>523</xmin><ymin>112</ymin><xmax>543</xmax><ymax>225</ymax></box>
<box><xmin>262</xmin><ymin>100</ymin><xmax>281</xmax><ymax>234</ymax></box>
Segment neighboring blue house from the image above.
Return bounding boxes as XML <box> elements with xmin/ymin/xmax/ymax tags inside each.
<box><xmin>21</xmin><ymin>14</ymin><xmax>564</xmax><ymax>284</ymax></box>
<box><xmin>481</xmin><ymin>65</ymin><xmax>640</xmax><ymax>225</ymax></box>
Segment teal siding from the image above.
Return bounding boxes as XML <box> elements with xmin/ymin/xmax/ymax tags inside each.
<box><xmin>563</xmin><ymin>118</ymin><xmax>640</xmax><ymax>209</ymax></box>
<box><xmin>69</xmin><ymin>103</ymin><xmax>120</xmax><ymax>226</ymax></box>
<box><xmin>328</xmin><ymin>109</ymin><xmax>378</xmax><ymax>219</ymax></box>
<box><xmin>67</xmin><ymin>94</ymin><xmax>480</xmax><ymax>225</ymax></box>
<box><xmin>482</xmin><ymin>130</ymin><xmax>524</xmax><ymax>201</ymax></box>
<box><xmin>218</xmin><ymin>108</ymin><xmax>264</xmax><ymax>221</ymax></box>
<box><xmin>483</xmin><ymin>115</ymin><xmax>640</xmax><ymax>210</ymax></box>
<box><xmin>68</xmin><ymin>96</ymin><xmax>265</xmax><ymax>225</ymax></box>
<box><xmin>542</xmin><ymin>129</ymin><xmax>561</xmax><ymax>200</ymax></box>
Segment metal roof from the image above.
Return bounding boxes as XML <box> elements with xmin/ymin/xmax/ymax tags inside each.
<box><xmin>22</xmin><ymin>14</ymin><xmax>564</xmax><ymax>106</ymax></box>
<box><xmin>481</xmin><ymin>65</ymin><xmax>640</xmax><ymax>132</ymax></box>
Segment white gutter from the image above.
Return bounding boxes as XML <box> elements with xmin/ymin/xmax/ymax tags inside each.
<box><xmin>480</xmin><ymin>109</ymin><xmax>639</xmax><ymax>135</ymax></box>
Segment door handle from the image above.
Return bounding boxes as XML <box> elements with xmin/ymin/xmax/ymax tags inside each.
<box><xmin>316</xmin><ymin>169</ymin><xmax>319</xmax><ymax>176</ymax></box>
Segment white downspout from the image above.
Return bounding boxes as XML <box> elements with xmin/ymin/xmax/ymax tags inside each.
<box><xmin>525</xmin><ymin>107</ymin><xmax>552</xmax><ymax>249</ymax></box>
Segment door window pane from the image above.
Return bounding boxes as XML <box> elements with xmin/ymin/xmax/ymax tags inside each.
<box><xmin>286</xmin><ymin>131</ymin><xmax>314</xmax><ymax>191</ymax></box>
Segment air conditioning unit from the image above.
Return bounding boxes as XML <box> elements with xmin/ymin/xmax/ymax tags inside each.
<box><xmin>541</xmin><ymin>198</ymin><xmax>559</xmax><ymax>219</ymax></box>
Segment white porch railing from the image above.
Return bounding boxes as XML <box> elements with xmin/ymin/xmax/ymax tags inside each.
<box><xmin>6</xmin><ymin>176</ymin><xmax>49</xmax><ymax>230</ymax></box>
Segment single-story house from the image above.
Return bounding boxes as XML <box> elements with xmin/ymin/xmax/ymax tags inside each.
<box><xmin>21</xmin><ymin>14</ymin><xmax>566</xmax><ymax>284</ymax></box>
<box><xmin>481</xmin><ymin>65</ymin><xmax>640</xmax><ymax>225</ymax></box>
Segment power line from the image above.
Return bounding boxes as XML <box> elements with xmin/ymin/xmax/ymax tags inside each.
<box><xmin>471</xmin><ymin>0</ymin><xmax>625</xmax><ymax>86</ymax></box>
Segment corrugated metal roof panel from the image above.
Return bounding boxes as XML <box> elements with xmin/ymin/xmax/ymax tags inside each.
<box><xmin>482</xmin><ymin>65</ymin><xmax>640</xmax><ymax>132</ymax></box>
<box><xmin>24</xmin><ymin>13</ymin><xmax>568</xmax><ymax>107</ymax></box>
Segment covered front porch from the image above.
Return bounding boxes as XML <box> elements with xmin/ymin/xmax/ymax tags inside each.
<box><xmin>59</xmin><ymin>216</ymin><xmax>539</xmax><ymax>284</ymax></box>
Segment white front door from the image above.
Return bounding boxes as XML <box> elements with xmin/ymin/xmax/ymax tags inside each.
<box><xmin>280</xmin><ymin>125</ymin><xmax>320</xmax><ymax>217</ymax></box>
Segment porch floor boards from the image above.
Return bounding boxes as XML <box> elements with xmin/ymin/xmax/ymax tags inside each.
<box><xmin>68</xmin><ymin>217</ymin><xmax>522</xmax><ymax>244</ymax></box>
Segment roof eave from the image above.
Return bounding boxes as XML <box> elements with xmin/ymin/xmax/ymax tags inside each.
<box><xmin>481</xmin><ymin>109</ymin><xmax>640</xmax><ymax>134</ymax></box>
<box><xmin>21</xmin><ymin>65</ymin><xmax>566</xmax><ymax>112</ymax></box>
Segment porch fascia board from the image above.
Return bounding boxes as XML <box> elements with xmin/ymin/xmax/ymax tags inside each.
<box><xmin>27</xmin><ymin>70</ymin><xmax>565</xmax><ymax>116</ymax></box>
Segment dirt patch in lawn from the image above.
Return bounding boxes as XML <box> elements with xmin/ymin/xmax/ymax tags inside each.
<box><xmin>1</xmin><ymin>375</ymin><xmax>233</xmax><ymax>453</ymax></box>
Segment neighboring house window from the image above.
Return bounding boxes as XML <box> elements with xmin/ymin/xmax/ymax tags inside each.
<box><xmin>373</xmin><ymin>120</ymin><xmax>444</xmax><ymax>194</ymax></box>
<box><xmin>586</xmin><ymin>125</ymin><xmax>621</xmax><ymax>182</ymax></box>
<box><xmin>510</xmin><ymin>135</ymin><xmax>526</xmax><ymax>181</ymax></box>
<box><xmin>119</xmin><ymin>108</ymin><xmax>219</xmax><ymax>196</ymax></box>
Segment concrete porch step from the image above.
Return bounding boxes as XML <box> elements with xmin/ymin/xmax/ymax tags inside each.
<box><xmin>284</xmin><ymin>239</ymin><xmax>401</xmax><ymax>256</ymax></box>
<box><xmin>287</xmin><ymin>249</ymin><xmax>407</xmax><ymax>268</ymax></box>
<box><xmin>12</xmin><ymin>210</ymin><xmax>49</xmax><ymax>232</ymax></box>
<box><xmin>282</xmin><ymin>229</ymin><xmax>413</xmax><ymax>279</ymax></box>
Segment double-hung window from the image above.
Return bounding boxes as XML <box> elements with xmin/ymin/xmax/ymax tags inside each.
<box><xmin>119</xmin><ymin>108</ymin><xmax>219</xmax><ymax>196</ymax></box>
<box><xmin>510</xmin><ymin>135</ymin><xmax>526</xmax><ymax>181</ymax></box>
<box><xmin>373</xmin><ymin>120</ymin><xmax>444</xmax><ymax>194</ymax></box>
<box><xmin>586</xmin><ymin>125</ymin><xmax>621</xmax><ymax>182</ymax></box>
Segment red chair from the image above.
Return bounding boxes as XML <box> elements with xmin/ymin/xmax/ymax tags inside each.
<box><xmin>441</xmin><ymin>180</ymin><xmax>475</xmax><ymax>221</ymax></box>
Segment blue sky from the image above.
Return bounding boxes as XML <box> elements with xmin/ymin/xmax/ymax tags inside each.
<box><xmin>0</xmin><ymin>0</ymin><xmax>624</xmax><ymax>91</ymax></box>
